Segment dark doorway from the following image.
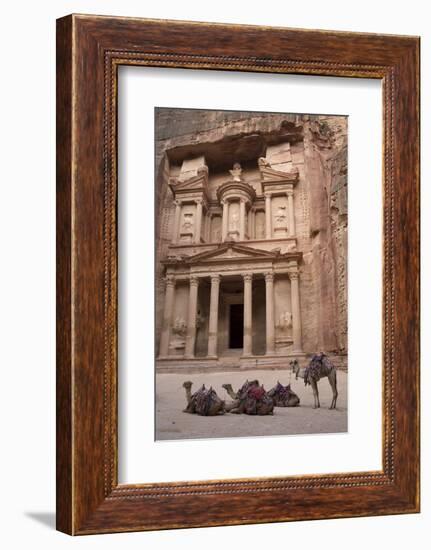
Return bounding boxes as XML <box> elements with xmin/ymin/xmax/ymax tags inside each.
<box><xmin>229</xmin><ymin>304</ymin><xmax>244</xmax><ymax>349</ymax></box>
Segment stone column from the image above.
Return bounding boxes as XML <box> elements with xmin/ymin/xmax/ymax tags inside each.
<box><xmin>289</xmin><ymin>270</ymin><xmax>302</xmax><ymax>351</ymax></box>
<box><xmin>265</xmin><ymin>272</ymin><xmax>275</xmax><ymax>355</ymax></box>
<box><xmin>243</xmin><ymin>273</ymin><xmax>253</xmax><ymax>356</ymax></box>
<box><xmin>248</xmin><ymin>209</ymin><xmax>254</xmax><ymax>240</ymax></box>
<box><xmin>194</xmin><ymin>199</ymin><xmax>203</xmax><ymax>244</ymax></box>
<box><xmin>205</xmin><ymin>213</ymin><xmax>212</xmax><ymax>242</ymax></box>
<box><xmin>287</xmin><ymin>189</ymin><xmax>296</xmax><ymax>237</ymax></box>
<box><xmin>185</xmin><ymin>276</ymin><xmax>199</xmax><ymax>358</ymax></box>
<box><xmin>239</xmin><ymin>199</ymin><xmax>246</xmax><ymax>241</ymax></box>
<box><xmin>221</xmin><ymin>200</ymin><xmax>229</xmax><ymax>241</ymax></box>
<box><xmin>159</xmin><ymin>275</ymin><xmax>176</xmax><ymax>357</ymax></box>
<box><xmin>207</xmin><ymin>274</ymin><xmax>221</xmax><ymax>357</ymax></box>
<box><xmin>265</xmin><ymin>193</ymin><xmax>272</xmax><ymax>239</ymax></box>
<box><xmin>172</xmin><ymin>200</ymin><xmax>181</xmax><ymax>244</ymax></box>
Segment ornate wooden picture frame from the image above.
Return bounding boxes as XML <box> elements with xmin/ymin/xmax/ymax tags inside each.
<box><xmin>56</xmin><ymin>14</ymin><xmax>420</xmax><ymax>534</ymax></box>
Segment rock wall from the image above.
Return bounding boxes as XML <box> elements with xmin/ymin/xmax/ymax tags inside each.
<box><xmin>302</xmin><ymin>117</ymin><xmax>348</xmax><ymax>354</ymax></box>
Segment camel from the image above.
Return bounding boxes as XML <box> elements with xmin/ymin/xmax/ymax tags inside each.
<box><xmin>222</xmin><ymin>379</ymin><xmax>259</xmax><ymax>409</ymax></box>
<box><xmin>267</xmin><ymin>381</ymin><xmax>300</xmax><ymax>407</ymax></box>
<box><xmin>222</xmin><ymin>380</ymin><xmax>274</xmax><ymax>415</ymax></box>
<box><xmin>222</xmin><ymin>379</ymin><xmax>259</xmax><ymax>400</ymax></box>
<box><xmin>182</xmin><ymin>381</ymin><xmax>226</xmax><ymax>416</ymax></box>
<box><xmin>290</xmin><ymin>354</ymin><xmax>338</xmax><ymax>409</ymax></box>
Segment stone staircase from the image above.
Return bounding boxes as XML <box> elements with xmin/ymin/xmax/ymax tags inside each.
<box><xmin>156</xmin><ymin>353</ymin><xmax>308</xmax><ymax>373</ymax></box>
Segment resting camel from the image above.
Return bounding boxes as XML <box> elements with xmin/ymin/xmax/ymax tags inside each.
<box><xmin>290</xmin><ymin>353</ymin><xmax>338</xmax><ymax>409</ymax></box>
<box><xmin>222</xmin><ymin>380</ymin><xmax>274</xmax><ymax>415</ymax></box>
<box><xmin>267</xmin><ymin>382</ymin><xmax>300</xmax><ymax>407</ymax></box>
<box><xmin>182</xmin><ymin>381</ymin><xmax>225</xmax><ymax>416</ymax></box>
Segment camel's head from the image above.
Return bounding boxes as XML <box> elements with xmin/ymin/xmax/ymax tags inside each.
<box><xmin>222</xmin><ymin>383</ymin><xmax>233</xmax><ymax>391</ymax></box>
<box><xmin>182</xmin><ymin>380</ymin><xmax>193</xmax><ymax>390</ymax></box>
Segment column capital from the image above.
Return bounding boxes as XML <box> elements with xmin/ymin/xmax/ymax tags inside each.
<box><xmin>288</xmin><ymin>270</ymin><xmax>299</xmax><ymax>280</ymax></box>
<box><xmin>195</xmin><ymin>198</ymin><xmax>203</xmax><ymax>205</ymax></box>
<box><xmin>242</xmin><ymin>273</ymin><xmax>253</xmax><ymax>282</ymax></box>
<box><xmin>165</xmin><ymin>274</ymin><xmax>176</xmax><ymax>288</ymax></box>
<box><xmin>264</xmin><ymin>271</ymin><xmax>274</xmax><ymax>283</ymax></box>
<box><xmin>210</xmin><ymin>274</ymin><xmax>221</xmax><ymax>283</ymax></box>
<box><xmin>190</xmin><ymin>275</ymin><xmax>199</xmax><ymax>287</ymax></box>
<box><xmin>173</xmin><ymin>199</ymin><xmax>182</xmax><ymax>207</ymax></box>
<box><xmin>286</xmin><ymin>188</ymin><xmax>294</xmax><ymax>197</ymax></box>
<box><xmin>264</xmin><ymin>192</ymin><xmax>272</xmax><ymax>199</ymax></box>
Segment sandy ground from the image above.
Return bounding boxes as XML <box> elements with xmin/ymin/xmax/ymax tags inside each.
<box><xmin>156</xmin><ymin>369</ymin><xmax>347</xmax><ymax>440</ymax></box>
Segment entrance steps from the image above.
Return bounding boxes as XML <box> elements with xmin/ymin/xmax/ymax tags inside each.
<box><xmin>156</xmin><ymin>353</ymin><xmax>308</xmax><ymax>374</ymax></box>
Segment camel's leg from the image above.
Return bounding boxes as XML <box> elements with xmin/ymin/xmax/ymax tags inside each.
<box><xmin>328</xmin><ymin>372</ymin><xmax>338</xmax><ymax>409</ymax></box>
<box><xmin>225</xmin><ymin>400</ymin><xmax>240</xmax><ymax>412</ymax></box>
<box><xmin>288</xmin><ymin>396</ymin><xmax>300</xmax><ymax>407</ymax></box>
<box><xmin>183</xmin><ymin>383</ymin><xmax>193</xmax><ymax>406</ymax></box>
<box><xmin>310</xmin><ymin>379</ymin><xmax>320</xmax><ymax>408</ymax></box>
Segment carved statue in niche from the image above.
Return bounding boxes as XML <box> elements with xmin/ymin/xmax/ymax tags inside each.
<box><xmin>229</xmin><ymin>162</ymin><xmax>243</xmax><ymax>182</ymax></box>
<box><xmin>276</xmin><ymin>310</ymin><xmax>292</xmax><ymax>331</ymax></box>
<box><xmin>172</xmin><ymin>316</ymin><xmax>187</xmax><ymax>336</ymax></box>
<box><xmin>181</xmin><ymin>212</ymin><xmax>194</xmax><ymax>233</ymax></box>
<box><xmin>230</xmin><ymin>211</ymin><xmax>239</xmax><ymax>231</ymax></box>
<box><xmin>274</xmin><ymin>205</ymin><xmax>287</xmax><ymax>228</ymax></box>
<box><xmin>169</xmin><ymin>316</ymin><xmax>187</xmax><ymax>351</ymax></box>
<box><xmin>196</xmin><ymin>310</ymin><xmax>205</xmax><ymax>329</ymax></box>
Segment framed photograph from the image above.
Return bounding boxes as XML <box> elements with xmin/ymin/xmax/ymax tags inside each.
<box><xmin>56</xmin><ymin>14</ymin><xmax>420</xmax><ymax>534</ymax></box>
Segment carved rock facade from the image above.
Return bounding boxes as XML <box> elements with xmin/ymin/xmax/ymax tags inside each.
<box><xmin>155</xmin><ymin>109</ymin><xmax>348</xmax><ymax>370</ymax></box>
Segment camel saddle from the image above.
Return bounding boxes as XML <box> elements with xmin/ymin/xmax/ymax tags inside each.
<box><xmin>247</xmin><ymin>385</ymin><xmax>266</xmax><ymax>401</ymax></box>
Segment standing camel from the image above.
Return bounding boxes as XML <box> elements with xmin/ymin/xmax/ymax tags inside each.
<box><xmin>290</xmin><ymin>353</ymin><xmax>338</xmax><ymax>409</ymax></box>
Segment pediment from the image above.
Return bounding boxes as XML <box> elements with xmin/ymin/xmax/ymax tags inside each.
<box><xmin>186</xmin><ymin>243</ymin><xmax>278</xmax><ymax>264</ymax></box>
<box><xmin>169</xmin><ymin>172</ymin><xmax>208</xmax><ymax>193</ymax></box>
<box><xmin>259</xmin><ymin>166</ymin><xmax>299</xmax><ymax>184</ymax></box>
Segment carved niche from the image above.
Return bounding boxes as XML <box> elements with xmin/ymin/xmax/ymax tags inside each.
<box><xmin>272</xmin><ymin>198</ymin><xmax>289</xmax><ymax>237</ymax></box>
<box><xmin>228</xmin><ymin>201</ymin><xmax>240</xmax><ymax>241</ymax></box>
<box><xmin>179</xmin><ymin>211</ymin><xmax>194</xmax><ymax>243</ymax></box>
